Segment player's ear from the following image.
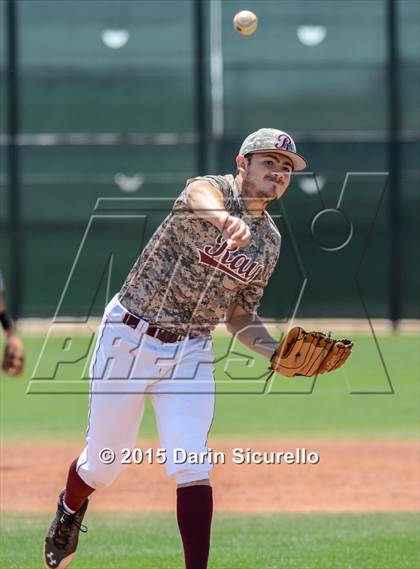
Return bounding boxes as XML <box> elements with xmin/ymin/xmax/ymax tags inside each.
<box><xmin>236</xmin><ymin>154</ymin><xmax>248</xmax><ymax>175</ymax></box>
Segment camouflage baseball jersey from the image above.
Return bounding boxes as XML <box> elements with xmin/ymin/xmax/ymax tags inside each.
<box><xmin>119</xmin><ymin>175</ymin><xmax>281</xmax><ymax>338</ymax></box>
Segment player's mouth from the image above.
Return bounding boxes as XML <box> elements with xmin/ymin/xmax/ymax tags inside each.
<box><xmin>264</xmin><ymin>178</ymin><xmax>282</xmax><ymax>191</ymax></box>
<box><xmin>265</xmin><ymin>176</ymin><xmax>281</xmax><ymax>185</ymax></box>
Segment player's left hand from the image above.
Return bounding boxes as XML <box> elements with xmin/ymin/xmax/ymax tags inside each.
<box><xmin>269</xmin><ymin>327</ymin><xmax>353</xmax><ymax>377</ymax></box>
<box><xmin>2</xmin><ymin>335</ymin><xmax>25</xmax><ymax>377</ymax></box>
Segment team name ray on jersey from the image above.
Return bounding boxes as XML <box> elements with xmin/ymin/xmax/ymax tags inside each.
<box><xmin>198</xmin><ymin>235</ymin><xmax>264</xmax><ymax>284</ymax></box>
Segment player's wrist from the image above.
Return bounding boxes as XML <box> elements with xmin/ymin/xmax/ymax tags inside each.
<box><xmin>212</xmin><ymin>211</ymin><xmax>230</xmax><ymax>231</ymax></box>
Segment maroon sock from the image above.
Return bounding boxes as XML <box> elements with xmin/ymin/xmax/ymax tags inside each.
<box><xmin>176</xmin><ymin>485</ymin><xmax>213</xmax><ymax>569</ymax></box>
<box><xmin>64</xmin><ymin>458</ymin><xmax>95</xmax><ymax>512</ymax></box>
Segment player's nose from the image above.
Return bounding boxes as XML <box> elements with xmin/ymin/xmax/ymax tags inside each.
<box><xmin>272</xmin><ymin>171</ymin><xmax>286</xmax><ymax>183</ymax></box>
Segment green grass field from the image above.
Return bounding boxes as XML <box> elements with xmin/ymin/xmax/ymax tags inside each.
<box><xmin>1</xmin><ymin>512</ymin><xmax>419</xmax><ymax>569</ymax></box>
<box><xmin>1</xmin><ymin>333</ymin><xmax>419</xmax><ymax>569</ymax></box>
<box><xmin>1</xmin><ymin>333</ymin><xmax>418</xmax><ymax>441</ymax></box>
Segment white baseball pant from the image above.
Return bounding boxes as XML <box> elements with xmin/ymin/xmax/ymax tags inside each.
<box><xmin>76</xmin><ymin>294</ymin><xmax>215</xmax><ymax>487</ymax></box>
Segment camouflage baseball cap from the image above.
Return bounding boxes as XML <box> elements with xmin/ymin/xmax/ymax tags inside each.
<box><xmin>239</xmin><ymin>128</ymin><xmax>307</xmax><ymax>171</ymax></box>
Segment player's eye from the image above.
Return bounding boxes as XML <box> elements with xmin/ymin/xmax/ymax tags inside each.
<box><xmin>264</xmin><ymin>160</ymin><xmax>274</xmax><ymax>167</ymax></box>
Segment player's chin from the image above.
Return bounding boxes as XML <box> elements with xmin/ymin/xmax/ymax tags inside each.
<box><xmin>265</xmin><ymin>182</ymin><xmax>286</xmax><ymax>200</ymax></box>
<box><xmin>260</xmin><ymin>181</ymin><xmax>277</xmax><ymax>195</ymax></box>
<box><xmin>272</xmin><ymin>182</ymin><xmax>289</xmax><ymax>198</ymax></box>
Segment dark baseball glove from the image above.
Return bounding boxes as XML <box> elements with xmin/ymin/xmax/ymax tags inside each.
<box><xmin>270</xmin><ymin>327</ymin><xmax>353</xmax><ymax>378</ymax></box>
<box><xmin>2</xmin><ymin>336</ymin><xmax>25</xmax><ymax>377</ymax></box>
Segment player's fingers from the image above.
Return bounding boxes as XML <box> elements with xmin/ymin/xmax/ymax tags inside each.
<box><xmin>222</xmin><ymin>226</ymin><xmax>236</xmax><ymax>243</ymax></box>
<box><xmin>231</xmin><ymin>223</ymin><xmax>249</xmax><ymax>237</ymax></box>
<box><xmin>241</xmin><ymin>224</ymin><xmax>251</xmax><ymax>238</ymax></box>
<box><xmin>242</xmin><ymin>234</ymin><xmax>252</xmax><ymax>246</ymax></box>
<box><xmin>240</xmin><ymin>222</ymin><xmax>251</xmax><ymax>238</ymax></box>
<box><xmin>236</xmin><ymin>229</ymin><xmax>251</xmax><ymax>246</ymax></box>
<box><xmin>231</xmin><ymin>227</ymin><xmax>251</xmax><ymax>247</ymax></box>
<box><xmin>223</xmin><ymin>217</ymin><xmax>250</xmax><ymax>247</ymax></box>
<box><xmin>225</xmin><ymin>216</ymin><xmax>240</xmax><ymax>234</ymax></box>
<box><xmin>230</xmin><ymin>225</ymin><xmax>246</xmax><ymax>240</ymax></box>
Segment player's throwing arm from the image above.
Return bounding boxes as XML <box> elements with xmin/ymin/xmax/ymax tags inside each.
<box><xmin>186</xmin><ymin>180</ymin><xmax>251</xmax><ymax>249</ymax></box>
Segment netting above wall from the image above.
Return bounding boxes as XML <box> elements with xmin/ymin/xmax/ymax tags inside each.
<box><xmin>0</xmin><ymin>0</ymin><xmax>419</xmax><ymax>318</ymax></box>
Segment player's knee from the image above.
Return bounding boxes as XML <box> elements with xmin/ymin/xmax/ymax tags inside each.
<box><xmin>77</xmin><ymin>463</ymin><xmax>121</xmax><ymax>490</ymax></box>
<box><xmin>175</xmin><ymin>469</ymin><xmax>211</xmax><ymax>486</ymax></box>
<box><xmin>177</xmin><ymin>478</ymin><xmax>211</xmax><ymax>488</ymax></box>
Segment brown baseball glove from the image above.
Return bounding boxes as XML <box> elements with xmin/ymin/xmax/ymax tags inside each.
<box><xmin>270</xmin><ymin>327</ymin><xmax>353</xmax><ymax>378</ymax></box>
<box><xmin>2</xmin><ymin>336</ymin><xmax>25</xmax><ymax>377</ymax></box>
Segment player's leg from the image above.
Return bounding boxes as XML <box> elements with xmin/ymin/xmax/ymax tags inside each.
<box><xmin>149</xmin><ymin>336</ymin><xmax>215</xmax><ymax>569</ymax></box>
<box><xmin>176</xmin><ymin>481</ymin><xmax>213</xmax><ymax>569</ymax></box>
<box><xmin>66</xmin><ymin>299</ymin><xmax>152</xmax><ymax>498</ymax></box>
<box><xmin>45</xmin><ymin>393</ymin><xmax>147</xmax><ymax>569</ymax></box>
<box><xmin>44</xmin><ymin>295</ymin><xmax>155</xmax><ymax>569</ymax></box>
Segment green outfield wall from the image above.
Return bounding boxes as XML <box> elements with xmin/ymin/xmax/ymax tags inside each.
<box><xmin>0</xmin><ymin>0</ymin><xmax>419</xmax><ymax>318</ymax></box>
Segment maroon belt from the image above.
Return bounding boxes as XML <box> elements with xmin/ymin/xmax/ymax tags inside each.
<box><xmin>122</xmin><ymin>312</ymin><xmax>184</xmax><ymax>343</ymax></box>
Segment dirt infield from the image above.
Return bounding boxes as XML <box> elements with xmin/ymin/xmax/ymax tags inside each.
<box><xmin>1</xmin><ymin>440</ymin><xmax>418</xmax><ymax>512</ymax></box>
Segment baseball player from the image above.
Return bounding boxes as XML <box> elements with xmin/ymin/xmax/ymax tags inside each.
<box><xmin>43</xmin><ymin>128</ymin><xmax>307</xmax><ymax>569</ymax></box>
<box><xmin>0</xmin><ymin>270</ymin><xmax>25</xmax><ymax>377</ymax></box>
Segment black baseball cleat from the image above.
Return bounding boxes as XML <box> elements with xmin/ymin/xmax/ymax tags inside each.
<box><xmin>44</xmin><ymin>490</ymin><xmax>88</xmax><ymax>569</ymax></box>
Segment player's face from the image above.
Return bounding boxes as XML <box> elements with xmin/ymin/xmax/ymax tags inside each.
<box><xmin>239</xmin><ymin>152</ymin><xmax>293</xmax><ymax>202</ymax></box>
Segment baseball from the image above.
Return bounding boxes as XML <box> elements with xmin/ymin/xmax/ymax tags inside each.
<box><xmin>233</xmin><ymin>10</ymin><xmax>258</xmax><ymax>36</ymax></box>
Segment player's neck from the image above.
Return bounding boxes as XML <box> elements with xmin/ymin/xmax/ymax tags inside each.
<box><xmin>235</xmin><ymin>175</ymin><xmax>268</xmax><ymax>218</ymax></box>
